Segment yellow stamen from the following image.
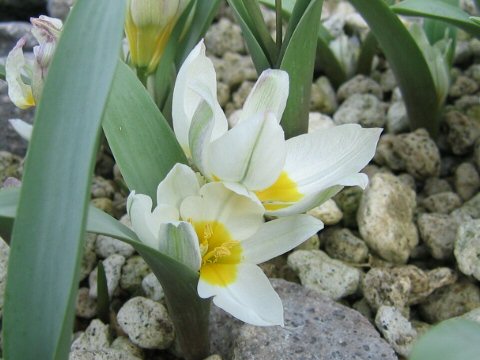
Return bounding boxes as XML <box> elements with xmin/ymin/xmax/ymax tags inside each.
<box><xmin>255</xmin><ymin>171</ymin><xmax>303</xmax><ymax>211</ymax></box>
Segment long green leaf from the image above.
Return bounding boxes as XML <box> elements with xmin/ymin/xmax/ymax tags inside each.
<box><xmin>0</xmin><ymin>63</ymin><xmax>5</xmax><ymax>81</ymax></box>
<box><xmin>96</xmin><ymin>261</ymin><xmax>110</xmax><ymax>324</ymax></box>
<box><xmin>3</xmin><ymin>1</ymin><xmax>126</xmax><ymax>359</ymax></box>
<box><xmin>103</xmin><ymin>61</ymin><xmax>187</xmax><ymax>202</ymax></box>
<box><xmin>176</xmin><ymin>0</ymin><xmax>222</xmax><ymax>65</ymax></box>
<box><xmin>243</xmin><ymin>0</ymin><xmax>277</xmax><ymax>61</ymax></box>
<box><xmin>356</xmin><ymin>32</ymin><xmax>378</xmax><ymax>75</ymax></box>
<box><xmin>280</xmin><ymin>0</ymin><xmax>324</xmax><ymax>138</ymax></box>
<box><xmin>226</xmin><ymin>0</ymin><xmax>272</xmax><ymax>72</ymax></box>
<box><xmin>392</xmin><ymin>0</ymin><xmax>480</xmax><ymax>38</ymax></box>
<box><xmin>0</xmin><ymin>187</ymin><xmax>210</xmax><ymax>360</ymax></box>
<box><xmin>349</xmin><ymin>0</ymin><xmax>440</xmax><ymax>137</ymax></box>
<box><xmin>410</xmin><ymin>318</ymin><xmax>480</xmax><ymax>360</ymax></box>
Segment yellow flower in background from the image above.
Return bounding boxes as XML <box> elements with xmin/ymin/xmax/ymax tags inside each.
<box><xmin>125</xmin><ymin>0</ymin><xmax>190</xmax><ymax>75</ymax></box>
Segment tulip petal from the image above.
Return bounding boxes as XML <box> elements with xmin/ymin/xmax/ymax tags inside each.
<box><xmin>8</xmin><ymin>119</ymin><xmax>33</xmax><ymax>141</ymax></box>
<box><xmin>180</xmin><ymin>182</ymin><xmax>264</xmax><ymax>241</ymax></box>
<box><xmin>172</xmin><ymin>40</ymin><xmax>227</xmax><ymax>156</ymax></box>
<box><xmin>157</xmin><ymin>221</ymin><xmax>201</xmax><ymax>271</ymax></box>
<box><xmin>5</xmin><ymin>37</ymin><xmax>35</xmax><ymax>109</ymax></box>
<box><xmin>189</xmin><ymin>100</ymin><xmax>214</xmax><ymax>177</ymax></box>
<box><xmin>238</xmin><ymin>69</ymin><xmax>289</xmax><ymax>125</ymax></box>
<box><xmin>198</xmin><ymin>263</ymin><xmax>284</xmax><ymax>326</ymax></box>
<box><xmin>208</xmin><ymin>112</ymin><xmax>286</xmax><ymax>191</ymax></box>
<box><xmin>127</xmin><ymin>191</ymin><xmax>179</xmax><ymax>249</ymax></box>
<box><xmin>241</xmin><ymin>215</ymin><xmax>323</xmax><ymax>264</ymax></box>
<box><xmin>156</xmin><ymin>163</ymin><xmax>200</xmax><ymax>209</ymax></box>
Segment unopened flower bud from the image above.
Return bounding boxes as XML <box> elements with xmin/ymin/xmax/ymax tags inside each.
<box><xmin>125</xmin><ymin>0</ymin><xmax>190</xmax><ymax>75</ymax></box>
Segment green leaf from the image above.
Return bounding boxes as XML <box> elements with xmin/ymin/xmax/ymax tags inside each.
<box><xmin>3</xmin><ymin>1</ymin><xmax>126</xmax><ymax>360</ymax></box>
<box><xmin>392</xmin><ymin>0</ymin><xmax>480</xmax><ymax>38</ymax></box>
<box><xmin>96</xmin><ymin>261</ymin><xmax>110</xmax><ymax>324</ymax></box>
<box><xmin>0</xmin><ymin>63</ymin><xmax>5</xmax><ymax>81</ymax></box>
<box><xmin>0</xmin><ymin>187</ymin><xmax>212</xmax><ymax>360</ymax></box>
<box><xmin>176</xmin><ymin>0</ymin><xmax>222</xmax><ymax>65</ymax></box>
<box><xmin>349</xmin><ymin>0</ymin><xmax>440</xmax><ymax>137</ymax></box>
<box><xmin>280</xmin><ymin>0</ymin><xmax>324</xmax><ymax>138</ymax></box>
<box><xmin>103</xmin><ymin>61</ymin><xmax>187</xmax><ymax>202</ymax></box>
<box><xmin>226</xmin><ymin>0</ymin><xmax>272</xmax><ymax>72</ymax></box>
<box><xmin>410</xmin><ymin>318</ymin><xmax>480</xmax><ymax>360</ymax></box>
<box><xmin>356</xmin><ymin>32</ymin><xmax>379</xmax><ymax>75</ymax></box>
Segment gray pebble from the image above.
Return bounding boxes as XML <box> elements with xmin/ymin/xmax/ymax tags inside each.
<box><xmin>71</xmin><ymin>319</ymin><xmax>111</xmax><ymax>351</ymax></box>
<box><xmin>322</xmin><ymin>227</ymin><xmax>369</xmax><ymax>264</ymax></box>
<box><xmin>386</xmin><ymin>101</ymin><xmax>409</xmax><ymax>134</ymax></box>
<box><xmin>418</xmin><ymin>213</ymin><xmax>459</xmax><ymax>259</ymax></box>
<box><xmin>337</xmin><ymin>75</ymin><xmax>383</xmax><ymax>102</ymax></box>
<box><xmin>120</xmin><ymin>255</ymin><xmax>150</xmax><ymax>293</ymax></box>
<box><xmin>89</xmin><ymin>254</ymin><xmax>126</xmax><ymax>299</ymax></box>
<box><xmin>117</xmin><ymin>297</ymin><xmax>174</xmax><ymax>350</ymax></box>
<box><xmin>445</xmin><ymin>111</ymin><xmax>480</xmax><ymax>155</ymax></box>
<box><xmin>204</xmin><ymin>18</ymin><xmax>245</xmax><ymax>57</ymax></box>
<box><xmin>307</xmin><ymin>199</ymin><xmax>343</xmax><ymax>225</ymax></box>
<box><xmin>454</xmin><ymin>162</ymin><xmax>480</xmax><ymax>200</ymax></box>
<box><xmin>76</xmin><ymin>287</ymin><xmax>97</xmax><ymax>319</ymax></box>
<box><xmin>141</xmin><ymin>273</ymin><xmax>164</xmax><ymax>302</ymax></box>
<box><xmin>423</xmin><ymin>177</ymin><xmax>453</xmax><ymax>196</ymax></box>
<box><xmin>333</xmin><ymin>93</ymin><xmax>386</xmax><ymax>128</ymax></box>
<box><xmin>287</xmin><ymin>250</ymin><xmax>361</xmax><ymax>300</ymax></box>
<box><xmin>455</xmin><ymin>220</ymin><xmax>480</xmax><ymax>280</ymax></box>
<box><xmin>0</xmin><ymin>236</ymin><xmax>9</xmax><ymax>319</ymax></box>
<box><xmin>449</xmin><ymin>75</ymin><xmax>479</xmax><ymax>98</ymax></box>
<box><xmin>421</xmin><ymin>191</ymin><xmax>463</xmax><ymax>214</ymax></box>
<box><xmin>310</xmin><ymin>76</ymin><xmax>337</xmax><ymax>114</ymax></box>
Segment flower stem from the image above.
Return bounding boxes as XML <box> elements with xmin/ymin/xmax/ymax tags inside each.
<box><xmin>276</xmin><ymin>0</ymin><xmax>282</xmax><ymax>53</ymax></box>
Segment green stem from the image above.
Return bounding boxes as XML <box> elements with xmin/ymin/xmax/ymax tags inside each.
<box><xmin>276</xmin><ymin>0</ymin><xmax>283</xmax><ymax>54</ymax></box>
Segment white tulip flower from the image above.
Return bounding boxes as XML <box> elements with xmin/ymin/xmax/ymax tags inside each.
<box><xmin>127</xmin><ymin>163</ymin><xmax>322</xmax><ymax>326</ymax></box>
<box><xmin>172</xmin><ymin>40</ymin><xmax>382</xmax><ymax>216</ymax></box>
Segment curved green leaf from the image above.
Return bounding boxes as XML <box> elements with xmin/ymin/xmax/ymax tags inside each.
<box><xmin>280</xmin><ymin>0</ymin><xmax>324</xmax><ymax>138</ymax></box>
<box><xmin>392</xmin><ymin>0</ymin><xmax>480</xmax><ymax>38</ymax></box>
<box><xmin>356</xmin><ymin>31</ymin><xmax>378</xmax><ymax>75</ymax></box>
<box><xmin>226</xmin><ymin>0</ymin><xmax>272</xmax><ymax>72</ymax></box>
<box><xmin>349</xmin><ymin>0</ymin><xmax>440</xmax><ymax>137</ymax></box>
<box><xmin>96</xmin><ymin>261</ymin><xmax>110</xmax><ymax>324</ymax></box>
<box><xmin>3</xmin><ymin>1</ymin><xmax>126</xmax><ymax>359</ymax></box>
<box><xmin>410</xmin><ymin>318</ymin><xmax>480</xmax><ymax>360</ymax></box>
<box><xmin>103</xmin><ymin>61</ymin><xmax>187</xmax><ymax>203</ymax></box>
<box><xmin>0</xmin><ymin>63</ymin><xmax>5</xmax><ymax>81</ymax></box>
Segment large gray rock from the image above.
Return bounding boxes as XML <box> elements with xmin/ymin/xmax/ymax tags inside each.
<box><xmin>358</xmin><ymin>173</ymin><xmax>418</xmax><ymax>263</ymax></box>
<box><xmin>210</xmin><ymin>279</ymin><xmax>397</xmax><ymax>360</ymax></box>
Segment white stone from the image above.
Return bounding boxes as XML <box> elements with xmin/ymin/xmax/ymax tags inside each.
<box><xmin>455</xmin><ymin>220</ymin><xmax>480</xmax><ymax>280</ymax></box>
<box><xmin>141</xmin><ymin>273</ymin><xmax>165</xmax><ymax>302</ymax></box>
<box><xmin>307</xmin><ymin>199</ymin><xmax>343</xmax><ymax>225</ymax></box>
<box><xmin>89</xmin><ymin>254</ymin><xmax>125</xmax><ymax>299</ymax></box>
<box><xmin>71</xmin><ymin>319</ymin><xmax>110</xmax><ymax>351</ymax></box>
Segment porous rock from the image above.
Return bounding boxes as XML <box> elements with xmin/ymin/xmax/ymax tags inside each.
<box><xmin>322</xmin><ymin>227</ymin><xmax>369</xmax><ymax>264</ymax></box>
<box><xmin>89</xmin><ymin>254</ymin><xmax>125</xmax><ymax>299</ymax></box>
<box><xmin>310</xmin><ymin>76</ymin><xmax>337</xmax><ymax>114</ymax></box>
<box><xmin>417</xmin><ymin>213</ymin><xmax>459</xmax><ymax>260</ymax></box>
<box><xmin>337</xmin><ymin>74</ymin><xmax>383</xmax><ymax>101</ymax></box>
<box><xmin>333</xmin><ymin>93</ymin><xmax>386</xmax><ymax>128</ymax></box>
<box><xmin>421</xmin><ymin>191</ymin><xmax>463</xmax><ymax>214</ymax></box>
<box><xmin>357</xmin><ymin>173</ymin><xmax>418</xmax><ymax>263</ymax></box>
<box><xmin>445</xmin><ymin>111</ymin><xmax>480</xmax><ymax>155</ymax></box>
<box><xmin>287</xmin><ymin>250</ymin><xmax>361</xmax><ymax>300</ymax></box>
<box><xmin>455</xmin><ymin>220</ymin><xmax>480</xmax><ymax>280</ymax></box>
<box><xmin>210</xmin><ymin>279</ymin><xmax>397</xmax><ymax>360</ymax></box>
<box><xmin>454</xmin><ymin>162</ymin><xmax>480</xmax><ymax>201</ymax></box>
<box><xmin>375</xmin><ymin>306</ymin><xmax>417</xmax><ymax>357</ymax></box>
<box><xmin>307</xmin><ymin>199</ymin><xmax>343</xmax><ymax>225</ymax></box>
<box><xmin>117</xmin><ymin>296</ymin><xmax>174</xmax><ymax>350</ymax></box>
<box><xmin>120</xmin><ymin>255</ymin><xmax>150</xmax><ymax>293</ymax></box>
<box><xmin>71</xmin><ymin>319</ymin><xmax>111</xmax><ymax>351</ymax></box>
<box><xmin>204</xmin><ymin>18</ymin><xmax>245</xmax><ymax>57</ymax></box>
<box><xmin>141</xmin><ymin>272</ymin><xmax>164</xmax><ymax>301</ymax></box>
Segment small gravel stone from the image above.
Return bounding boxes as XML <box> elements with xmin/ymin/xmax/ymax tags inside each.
<box><xmin>445</xmin><ymin>111</ymin><xmax>480</xmax><ymax>155</ymax></box>
<box><xmin>334</xmin><ymin>187</ymin><xmax>363</xmax><ymax>228</ymax></box>
<box><xmin>307</xmin><ymin>199</ymin><xmax>343</xmax><ymax>225</ymax></box>
<box><xmin>333</xmin><ymin>93</ymin><xmax>386</xmax><ymax>128</ymax></box>
<box><xmin>120</xmin><ymin>255</ymin><xmax>150</xmax><ymax>293</ymax></box>
<box><xmin>295</xmin><ymin>234</ymin><xmax>320</xmax><ymax>251</ymax></box>
<box><xmin>0</xmin><ymin>236</ymin><xmax>9</xmax><ymax>319</ymax></box>
<box><xmin>287</xmin><ymin>250</ymin><xmax>361</xmax><ymax>300</ymax></box>
<box><xmin>455</xmin><ymin>162</ymin><xmax>480</xmax><ymax>201</ymax></box>
<box><xmin>212</xmin><ymin>52</ymin><xmax>257</xmax><ymax>87</ymax></box>
<box><xmin>48</xmin><ymin>0</ymin><xmax>75</xmax><ymax>20</ymax></box>
<box><xmin>91</xmin><ymin>198</ymin><xmax>114</xmax><ymax>216</ymax></box>
<box><xmin>89</xmin><ymin>254</ymin><xmax>126</xmax><ymax>299</ymax></box>
<box><xmin>204</xmin><ymin>18</ymin><xmax>245</xmax><ymax>56</ymax></box>
<box><xmin>216</xmin><ymin>81</ymin><xmax>230</xmax><ymax>107</ymax></box>
<box><xmin>0</xmin><ymin>22</ymin><xmax>36</xmax><ymax>57</ymax></box>
<box><xmin>203</xmin><ymin>355</ymin><xmax>223</xmax><ymax>360</ymax></box>
<box><xmin>337</xmin><ymin>75</ymin><xmax>383</xmax><ymax>101</ymax></box>
<box><xmin>374</xmin><ymin>134</ymin><xmax>406</xmax><ymax>171</ymax></box>
<box><xmin>231</xmin><ymin>81</ymin><xmax>254</xmax><ymax>109</ymax></box>
<box><xmin>69</xmin><ymin>349</ymin><xmax>140</xmax><ymax>360</ymax></box>
<box><xmin>141</xmin><ymin>273</ymin><xmax>164</xmax><ymax>302</ymax></box>
<box><xmin>117</xmin><ymin>297</ymin><xmax>174</xmax><ymax>350</ymax></box>
<box><xmin>455</xmin><ymin>220</ymin><xmax>480</xmax><ymax>280</ymax></box>
<box><xmin>95</xmin><ymin>235</ymin><xmax>135</xmax><ymax>259</ymax></box>
<box><xmin>80</xmin><ymin>233</ymin><xmax>97</xmax><ymax>282</ymax></box>
<box><xmin>110</xmin><ymin>336</ymin><xmax>144</xmax><ymax>359</ymax></box>
<box><xmin>308</xmin><ymin>112</ymin><xmax>335</xmax><ymax>133</ymax></box>
<box><xmin>91</xmin><ymin>176</ymin><xmax>115</xmax><ymax>199</ymax></box>
<box><xmin>0</xmin><ymin>151</ymin><xmax>23</xmax><ymax>184</ymax></box>
<box><xmin>322</xmin><ymin>227</ymin><xmax>369</xmax><ymax>263</ymax></box>
<box><xmin>375</xmin><ymin>306</ymin><xmax>417</xmax><ymax>357</ymax></box>
<box><xmin>421</xmin><ymin>191</ymin><xmax>463</xmax><ymax>214</ymax></box>
<box><xmin>386</xmin><ymin>101</ymin><xmax>409</xmax><ymax>134</ymax></box>
<box><xmin>358</xmin><ymin>173</ymin><xmax>418</xmax><ymax>263</ymax></box>
<box><xmin>310</xmin><ymin>76</ymin><xmax>337</xmax><ymax>114</ymax></box>
<box><xmin>380</xmin><ymin>68</ymin><xmax>397</xmax><ymax>93</ymax></box>
<box><xmin>76</xmin><ymin>287</ymin><xmax>97</xmax><ymax>319</ymax></box>
<box><xmin>423</xmin><ymin>177</ymin><xmax>453</xmax><ymax>196</ymax></box>
<box><xmin>393</xmin><ymin>129</ymin><xmax>441</xmax><ymax>179</ymax></box>
<box><xmin>71</xmin><ymin>319</ymin><xmax>111</xmax><ymax>351</ymax></box>
<box><xmin>420</xmin><ymin>281</ymin><xmax>480</xmax><ymax>323</ymax></box>
<box><xmin>449</xmin><ymin>75</ymin><xmax>479</xmax><ymax>98</ymax></box>
<box><xmin>418</xmin><ymin>213</ymin><xmax>459</xmax><ymax>259</ymax></box>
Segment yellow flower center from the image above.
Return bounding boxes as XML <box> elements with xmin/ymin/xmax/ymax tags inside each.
<box><xmin>255</xmin><ymin>171</ymin><xmax>303</xmax><ymax>211</ymax></box>
<box><xmin>193</xmin><ymin>221</ymin><xmax>242</xmax><ymax>286</ymax></box>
